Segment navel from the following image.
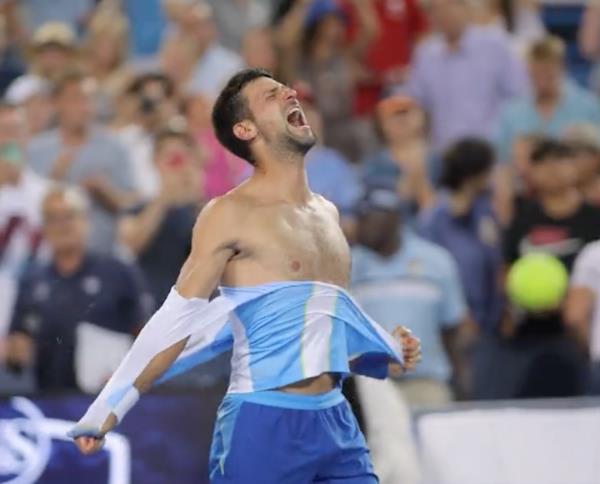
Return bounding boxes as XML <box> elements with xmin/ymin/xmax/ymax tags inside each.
<box><xmin>291</xmin><ymin>260</ymin><xmax>301</xmax><ymax>272</ymax></box>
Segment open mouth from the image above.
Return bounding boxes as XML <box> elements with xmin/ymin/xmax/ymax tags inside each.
<box><xmin>286</xmin><ymin>107</ymin><xmax>308</xmax><ymax>129</ymax></box>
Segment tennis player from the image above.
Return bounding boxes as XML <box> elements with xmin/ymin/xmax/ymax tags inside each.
<box><xmin>72</xmin><ymin>69</ymin><xmax>421</xmax><ymax>483</ymax></box>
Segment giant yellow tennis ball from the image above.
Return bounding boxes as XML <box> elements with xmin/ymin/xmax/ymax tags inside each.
<box><xmin>506</xmin><ymin>253</ymin><xmax>568</xmax><ymax>312</ymax></box>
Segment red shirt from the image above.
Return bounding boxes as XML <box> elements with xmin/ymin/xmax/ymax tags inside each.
<box><xmin>343</xmin><ymin>0</ymin><xmax>428</xmax><ymax>115</ymax></box>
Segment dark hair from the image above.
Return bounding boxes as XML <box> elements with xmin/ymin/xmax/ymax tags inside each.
<box><xmin>154</xmin><ymin>126</ymin><xmax>195</xmax><ymax>153</ymax></box>
<box><xmin>211</xmin><ymin>68</ymin><xmax>273</xmax><ymax>165</ymax></box>
<box><xmin>530</xmin><ymin>138</ymin><xmax>573</xmax><ymax>164</ymax></box>
<box><xmin>439</xmin><ymin>138</ymin><xmax>495</xmax><ymax>190</ymax></box>
<box><xmin>127</xmin><ymin>72</ymin><xmax>175</xmax><ymax>99</ymax></box>
<box><xmin>52</xmin><ymin>70</ymin><xmax>86</xmax><ymax>97</ymax></box>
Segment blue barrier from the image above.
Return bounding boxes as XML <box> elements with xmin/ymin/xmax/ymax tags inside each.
<box><xmin>0</xmin><ymin>387</ymin><xmax>226</xmax><ymax>484</ymax></box>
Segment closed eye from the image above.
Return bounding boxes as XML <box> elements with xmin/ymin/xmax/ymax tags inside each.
<box><xmin>264</xmin><ymin>87</ymin><xmax>278</xmax><ymax>101</ymax></box>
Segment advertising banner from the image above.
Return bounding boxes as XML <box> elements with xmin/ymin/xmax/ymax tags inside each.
<box><xmin>0</xmin><ymin>387</ymin><xmax>225</xmax><ymax>484</ymax></box>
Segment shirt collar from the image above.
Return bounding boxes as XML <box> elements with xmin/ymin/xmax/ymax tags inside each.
<box><xmin>441</xmin><ymin>25</ymin><xmax>476</xmax><ymax>55</ymax></box>
<box><xmin>49</xmin><ymin>252</ymin><xmax>92</xmax><ymax>279</ymax></box>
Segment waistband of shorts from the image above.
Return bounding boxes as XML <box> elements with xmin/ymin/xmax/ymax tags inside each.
<box><xmin>224</xmin><ymin>387</ymin><xmax>345</xmax><ymax>410</ymax></box>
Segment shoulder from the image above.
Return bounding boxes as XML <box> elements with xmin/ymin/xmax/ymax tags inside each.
<box><xmin>410</xmin><ymin>233</ymin><xmax>457</xmax><ymax>272</ymax></box>
<box><xmin>19</xmin><ymin>261</ymin><xmax>50</xmax><ymax>286</ymax></box>
<box><xmin>193</xmin><ymin>191</ymin><xmax>250</xmax><ymax>233</ymax></box>
<box><xmin>419</xmin><ymin>200</ymin><xmax>448</xmax><ymax>227</ymax></box>
<box><xmin>471</xmin><ymin>25</ymin><xmax>512</xmax><ymax>52</ymax></box>
<box><xmin>314</xmin><ymin>193</ymin><xmax>339</xmax><ymax>219</ymax></box>
<box><xmin>499</xmin><ymin>95</ymin><xmax>530</xmax><ymax>118</ymax></box>
<box><xmin>579</xmin><ymin>202</ymin><xmax>600</xmax><ymax>219</ymax></box>
<box><xmin>413</xmin><ymin>35</ymin><xmax>443</xmax><ymax>60</ymax></box>
<box><xmin>27</xmin><ymin>130</ymin><xmax>59</xmax><ymax>152</ymax></box>
<box><xmin>578</xmin><ymin>240</ymin><xmax>600</xmax><ymax>259</ymax></box>
<box><xmin>87</xmin><ymin>253</ymin><xmax>134</xmax><ymax>275</ymax></box>
<box><xmin>90</xmin><ymin>128</ymin><xmax>128</xmax><ymax>152</ymax></box>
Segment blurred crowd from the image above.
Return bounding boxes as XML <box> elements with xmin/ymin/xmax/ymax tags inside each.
<box><xmin>2</xmin><ymin>0</ymin><xmax>600</xmax><ymax>412</ymax></box>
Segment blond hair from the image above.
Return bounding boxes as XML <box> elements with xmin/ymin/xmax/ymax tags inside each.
<box><xmin>527</xmin><ymin>35</ymin><xmax>566</xmax><ymax>64</ymax></box>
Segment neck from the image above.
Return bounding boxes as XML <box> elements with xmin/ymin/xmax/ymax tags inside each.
<box><xmin>311</xmin><ymin>42</ymin><xmax>335</xmax><ymax>63</ymax></box>
<box><xmin>536</xmin><ymin>89</ymin><xmax>560</xmax><ymax>106</ymax></box>
<box><xmin>389</xmin><ymin>137</ymin><xmax>423</xmax><ymax>154</ymax></box>
<box><xmin>376</xmin><ymin>235</ymin><xmax>401</xmax><ymax>258</ymax></box>
<box><xmin>252</xmin><ymin>150</ymin><xmax>311</xmax><ymax>203</ymax></box>
<box><xmin>60</xmin><ymin>124</ymin><xmax>88</xmax><ymax>144</ymax></box>
<box><xmin>444</xmin><ymin>26</ymin><xmax>465</xmax><ymax>50</ymax></box>
<box><xmin>539</xmin><ymin>188</ymin><xmax>581</xmax><ymax>218</ymax></box>
<box><xmin>447</xmin><ymin>188</ymin><xmax>475</xmax><ymax>216</ymax></box>
<box><xmin>54</xmin><ymin>248</ymin><xmax>85</xmax><ymax>276</ymax></box>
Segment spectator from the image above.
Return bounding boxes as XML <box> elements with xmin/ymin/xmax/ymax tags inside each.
<box><xmin>496</xmin><ymin>36</ymin><xmax>600</xmax><ymax>166</ymax></box>
<box><xmin>5</xmin><ymin>186</ymin><xmax>150</xmax><ymax>392</ymax></box>
<box><xmin>175</xmin><ymin>1</ymin><xmax>244</xmax><ymax>101</ymax></box>
<box><xmin>563</xmin><ymin>124</ymin><xmax>600</xmax><ymax>207</ymax></box>
<box><xmin>13</xmin><ymin>22</ymin><xmax>78</xmax><ymax>85</ymax></box>
<box><xmin>207</xmin><ymin>0</ymin><xmax>270</xmax><ymax>51</ymax></box>
<box><xmin>275</xmin><ymin>0</ymin><xmax>378</xmax><ymax>161</ymax></box>
<box><xmin>242</xmin><ymin>27</ymin><xmax>278</xmax><ymax>72</ymax></box>
<box><xmin>566</xmin><ymin>241</ymin><xmax>600</xmax><ymax>394</ymax></box>
<box><xmin>473</xmin><ymin>254</ymin><xmax>587</xmax><ymax>400</ymax></box>
<box><xmin>504</xmin><ymin>139</ymin><xmax>600</xmax><ymax>272</ymax></box>
<box><xmin>114</xmin><ymin>72</ymin><xmax>180</xmax><ymax>199</ymax></box>
<box><xmin>26</xmin><ymin>71</ymin><xmax>137</xmax><ymax>253</ymax></box>
<box><xmin>159</xmin><ymin>31</ymin><xmax>197</xmax><ymax>92</ymax></box>
<box><xmin>351</xmin><ymin>187</ymin><xmax>468</xmax><ymax>407</ymax></box>
<box><xmin>122</xmin><ymin>0</ymin><xmax>167</xmax><ymax>64</ymax></box>
<box><xmin>82</xmin><ymin>4</ymin><xmax>133</xmax><ymax>122</ymax></box>
<box><xmin>406</xmin><ymin>0</ymin><xmax>527</xmax><ymax>156</ymax></box>
<box><xmin>579</xmin><ymin>0</ymin><xmax>600</xmax><ymax>96</ymax></box>
<box><xmin>184</xmin><ymin>92</ymin><xmax>245</xmax><ymax>199</ymax></box>
<box><xmin>0</xmin><ymin>102</ymin><xmax>48</xmax><ymax>338</ymax></box>
<box><xmin>20</xmin><ymin>0</ymin><xmax>95</xmax><ymax>35</ymax></box>
<box><xmin>420</xmin><ymin>138</ymin><xmax>503</xmax><ymax>333</ymax></box>
<box><xmin>342</xmin><ymin>0</ymin><xmax>428</xmax><ymax>154</ymax></box>
<box><xmin>474</xmin><ymin>0</ymin><xmax>545</xmax><ymax>56</ymax></box>
<box><xmin>298</xmin><ymin>84</ymin><xmax>362</xmax><ymax>238</ymax></box>
<box><xmin>118</xmin><ymin>128</ymin><xmax>202</xmax><ymax>303</ymax></box>
<box><xmin>0</xmin><ymin>2</ymin><xmax>26</xmax><ymax>95</ymax></box>
<box><xmin>4</xmin><ymin>75</ymin><xmax>53</xmax><ymax>136</ymax></box>
<box><xmin>362</xmin><ymin>95</ymin><xmax>434</xmax><ymax>217</ymax></box>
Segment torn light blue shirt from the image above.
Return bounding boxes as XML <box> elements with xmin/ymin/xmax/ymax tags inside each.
<box><xmin>70</xmin><ymin>281</ymin><xmax>403</xmax><ymax>437</ymax></box>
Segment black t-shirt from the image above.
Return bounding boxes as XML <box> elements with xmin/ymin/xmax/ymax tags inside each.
<box><xmin>503</xmin><ymin>200</ymin><xmax>600</xmax><ymax>271</ymax></box>
<box><xmin>134</xmin><ymin>203</ymin><xmax>198</xmax><ymax>304</ymax></box>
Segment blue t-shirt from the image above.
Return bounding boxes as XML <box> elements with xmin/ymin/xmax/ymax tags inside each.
<box><xmin>350</xmin><ymin>231</ymin><xmax>467</xmax><ymax>382</ymax></box>
<box><xmin>26</xmin><ymin>128</ymin><xmax>135</xmax><ymax>253</ymax></box>
<box><xmin>419</xmin><ymin>193</ymin><xmax>503</xmax><ymax>332</ymax></box>
<box><xmin>10</xmin><ymin>253</ymin><xmax>152</xmax><ymax>391</ymax></box>
<box><xmin>305</xmin><ymin>145</ymin><xmax>362</xmax><ymax>216</ymax></box>
<box><xmin>495</xmin><ymin>79</ymin><xmax>600</xmax><ymax>163</ymax></box>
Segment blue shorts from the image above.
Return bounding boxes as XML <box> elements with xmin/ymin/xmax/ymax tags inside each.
<box><xmin>209</xmin><ymin>388</ymin><xmax>378</xmax><ymax>483</ymax></box>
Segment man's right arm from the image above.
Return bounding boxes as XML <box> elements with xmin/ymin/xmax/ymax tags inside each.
<box><xmin>130</xmin><ymin>197</ymin><xmax>240</xmax><ymax>393</ymax></box>
<box><xmin>75</xmin><ymin>197</ymin><xmax>239</xmax><ymax>453</ymax></box>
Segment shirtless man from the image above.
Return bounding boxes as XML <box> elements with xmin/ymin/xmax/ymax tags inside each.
<box><xmin>73</xmin><ymin>69</ymin><xmax>421</xmax><ymax>483</ymax></box>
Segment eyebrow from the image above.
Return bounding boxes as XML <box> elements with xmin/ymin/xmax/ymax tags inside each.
<box><xmin>263</xmin><ymin>86</ymin><xmax>279</xmax><ymax>99</ymax></box>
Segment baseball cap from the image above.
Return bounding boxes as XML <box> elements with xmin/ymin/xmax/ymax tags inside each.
<box><xmin>5</xmin><ymin>75</ymin><xmax>49</xmax><ymax>105</ymax></box>
<box><xmin>31</xmin><ymin>22</ymin><xmax>76</xmax><ymax>50</ymax></box>
<box><xmin>355</xmin><ymin>187</ymin><xmax>404</xmax><ymax>216</ymax></box>
<box><xmin>305</xmin><ymin>0</ymin><xmax>346</xmax><ymax>28</ymax></box>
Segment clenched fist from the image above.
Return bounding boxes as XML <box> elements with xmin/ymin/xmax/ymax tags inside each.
<box><xmin>389</xmin><ymin>326</ymin><xmax>421</xmax><ymax>377</ymax></box>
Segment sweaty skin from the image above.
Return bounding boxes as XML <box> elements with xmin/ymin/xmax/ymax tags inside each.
<box><xmin>75</xmin><ymin>76</ymin><xmax>421</xmax><ymax>455</ymax></box>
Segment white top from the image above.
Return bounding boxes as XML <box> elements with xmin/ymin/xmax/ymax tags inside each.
<box><xmin>571</xmin><ymin>241</ymin><xmax>600</xmax><ymax>361</ymax></box>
